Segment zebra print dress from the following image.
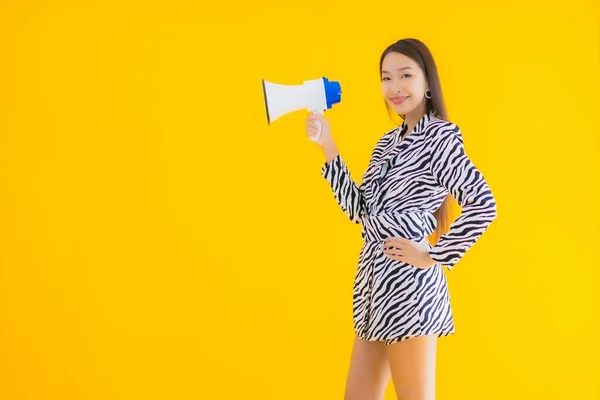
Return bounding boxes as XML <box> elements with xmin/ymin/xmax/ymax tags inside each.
<box><xmin>321</xmin><ymin>110</ymin><xmax>497</xmax><ymax>345</ymax></box>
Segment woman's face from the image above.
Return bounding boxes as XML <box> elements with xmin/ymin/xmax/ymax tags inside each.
<box><xmin>381</xmin><ymin>51</ymin><xmax>428</xmax><ymax>116</ymax></box>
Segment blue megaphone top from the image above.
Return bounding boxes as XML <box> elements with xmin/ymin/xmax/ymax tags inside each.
<box><xmin>322</xmin><ymin>77</ymin><xmax>342</xmax><ymax>109</ymax></box>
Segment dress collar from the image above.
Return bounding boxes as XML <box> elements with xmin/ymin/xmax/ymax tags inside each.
<box><xmin>398</xmin><ymin>109</ymin><xmax>436</xmax><ymax>136</ymax></box>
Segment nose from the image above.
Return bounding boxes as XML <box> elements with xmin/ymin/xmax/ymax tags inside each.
<box><xmin>391</xmin><ymin>81</ymin><xmax>403</xmax><ymax>95</ymax></box>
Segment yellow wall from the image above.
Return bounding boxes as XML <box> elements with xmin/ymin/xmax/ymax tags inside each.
<box><xmin>1</xmin><ymin>1</ymin><xmax>598</xmax><ymax>399</ymax></box>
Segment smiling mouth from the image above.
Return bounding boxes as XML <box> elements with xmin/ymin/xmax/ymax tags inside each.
<box><xmin>390</xmin><ymin>96</ymin><xmax>409</xmax><ymax>105</ymax></box>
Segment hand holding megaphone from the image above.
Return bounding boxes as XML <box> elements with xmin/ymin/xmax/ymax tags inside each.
<box><xmin>306</xmin><ymin>112</ymin><xmax>332</xmax><ymax>147</ymax></box>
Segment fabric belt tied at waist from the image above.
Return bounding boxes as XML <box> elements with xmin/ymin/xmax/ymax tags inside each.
<box><xmin>361</xmin><ymin>210</ymin><xmax>437</xmax><ymax>242</ymax></box>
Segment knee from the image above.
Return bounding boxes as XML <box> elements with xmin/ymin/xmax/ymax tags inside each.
<box><xmin>345</xmin><ymin>394</ymin><xmax>384</xmax><ymax>400</ymax></box>
<box><xmin>394</xmin><ymin>386</ymin><xmax>435</xmax><ymax>400</ymax></box>
<box><xmin>344</xmin><ymin>387</ymin><xmax>386</xmax><ymax>400</ymax></box>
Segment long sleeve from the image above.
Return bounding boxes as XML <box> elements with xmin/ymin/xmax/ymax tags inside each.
<box><xmin>428</xmin><ymin>124</ymin><xmax>497</xmax><ymax>270</ymax></box>
<box><xmin>321</xmin><ymin>154</ymin><xmax>366</xmax><ymax>224</ymax></box>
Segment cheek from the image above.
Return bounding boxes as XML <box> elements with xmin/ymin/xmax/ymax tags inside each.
<box><xmin>413</xmin><ymin>81</ymin><xmax>427</xmax><ymax>95</ymax></box>
<box><xmin>381</xmin><ymin>82</ymin><xmax>389</xmax><ymax>95</ymax></box>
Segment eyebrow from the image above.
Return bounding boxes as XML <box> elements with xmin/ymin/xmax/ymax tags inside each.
<box><xmin>381</xmin><ymin>67</ymin><xmax>413</xmax><ymax>73</ymax></box>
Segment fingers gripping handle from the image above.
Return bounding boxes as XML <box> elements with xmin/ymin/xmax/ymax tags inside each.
<box><xmin>309</xmin><ymin>109</ymin><xmax>325</xmax><ymax>142</ymax></box>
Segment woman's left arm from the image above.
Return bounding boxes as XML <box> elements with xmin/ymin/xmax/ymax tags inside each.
<box><xmin>428</xmin><ymin>123</ymin><xmax>498</xmax><ymax>270</ymax></box>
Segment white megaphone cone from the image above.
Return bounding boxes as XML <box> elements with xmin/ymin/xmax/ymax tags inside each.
<box><xmin>262</xmin><ymin>77</ymin><xmax>342</xmax><ymax>141</ymax></box>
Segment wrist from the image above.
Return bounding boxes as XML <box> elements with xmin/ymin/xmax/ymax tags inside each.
<box><xmin>425</xmin><ymin>253</ymin><xmax>437</xmax><ymax>268</ymax></box>
<box><xmin>321</xmin><ymin>142</ymin><xmax>339</xmax><ymax>163</ymax></box>
<box><xmin>320</xmin><ymin>140</ymin><xmax>336</xmax><ymax>151</ymax></box>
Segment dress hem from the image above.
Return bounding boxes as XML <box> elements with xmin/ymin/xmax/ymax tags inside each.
<box><xmin>354</xmin><ymin>328</ymin><xmax>456</xmax><ymax>346</ymax></box>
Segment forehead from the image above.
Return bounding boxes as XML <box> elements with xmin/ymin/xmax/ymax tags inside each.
<box><xmin>381</xmin><ymin>52</ymin><xmax>419</xmax><ymax>72</ymax></box>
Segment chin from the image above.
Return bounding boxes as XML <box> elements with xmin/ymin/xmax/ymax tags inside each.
<box><xmin>391</xmin><ymin>104</ymin><xmax>411</xmax><ymax>115</ymax></box>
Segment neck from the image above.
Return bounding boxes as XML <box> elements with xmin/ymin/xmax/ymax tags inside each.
<box><xmin>403</xmin><ymin>102</ymin><xmax>428</xmax><ymax>134</ymax></box>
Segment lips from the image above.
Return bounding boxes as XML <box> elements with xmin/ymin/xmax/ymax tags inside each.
<box><xmin>390</xmin><ymin>96</ymin><xmax>409</xmax><ymax>105</ymax></box>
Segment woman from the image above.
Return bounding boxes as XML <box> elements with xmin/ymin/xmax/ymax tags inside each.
<box><xmin>306</xmin><ymin>38</ymin><xmax>497</xmax><ymax>400</ymax></box>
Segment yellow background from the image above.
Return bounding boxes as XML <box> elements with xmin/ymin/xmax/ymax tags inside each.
<box><xmin>1</xmin><ymin>1</ymin><xmax>598</xmax><ymax>399</ymax></box>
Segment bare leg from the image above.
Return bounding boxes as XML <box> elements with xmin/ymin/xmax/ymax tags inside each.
<box><xmin>344</xmin><ymin>335</ymin><xmax>391</xmax><ymax>400</ymax></box>
<box><xmin>385</xmin><ymin>335</ymin><xmax>437</xmax><ymax>400</ymax></box>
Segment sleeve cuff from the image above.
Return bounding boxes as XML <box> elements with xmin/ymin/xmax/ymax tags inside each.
<box><xmin>321</xmin><ymin>154</ymin><xmax>343</xmax><ymax>177</ymax></box>
<box><xmin>429</xmin><ymin>245</ymin><xmax>454</xmax><ymax>270</ymax></box>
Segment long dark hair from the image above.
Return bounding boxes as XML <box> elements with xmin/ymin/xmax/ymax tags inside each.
<box><xmin>379</xmin><ymin>38</ymin><xmax>452</xmax><ymax>243</ymax></box>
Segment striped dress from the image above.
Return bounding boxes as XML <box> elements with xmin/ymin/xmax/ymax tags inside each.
<box><xmin>321</xmin><ymin>110</ymin><xmax>497</xmax><ymax>345</ymax></box>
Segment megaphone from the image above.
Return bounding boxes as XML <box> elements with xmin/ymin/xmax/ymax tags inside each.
<box><xmin>262</xmin><ymin>77</ymin><xmax>342</xmax><ymax>141</ymax></box>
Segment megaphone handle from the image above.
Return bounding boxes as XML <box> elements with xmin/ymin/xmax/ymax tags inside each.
<box><xmin>309</xmin><ymin>109</ymin><xmax>325</xmax><ymax>142</ymax></box>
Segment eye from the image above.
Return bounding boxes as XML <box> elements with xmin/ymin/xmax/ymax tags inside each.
<box><xmin>382</xmin><ymin>77</ymin><xmax>390</xmax><ymax>81</ymax></box>
<box><xmin>401</xmin><ymin>74</ymin><xmax>412</xmax><ymax>78</ymax></box>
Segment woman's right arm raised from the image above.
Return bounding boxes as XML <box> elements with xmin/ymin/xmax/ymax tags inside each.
<box><xmin>307</xmin><ymin>113</ymin><xmax>365</xmax><ymax>224</ymax></box>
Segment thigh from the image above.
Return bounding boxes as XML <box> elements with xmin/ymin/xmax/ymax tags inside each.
<box><xmin>344</xmin><ymin>335</ymin><xmax>391</xmax><ymax>400</ymax></box>
<box><xmin>385</xmin><ymin>335</ymin><xmax>437</xmax><ymax>400</ymax></box>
